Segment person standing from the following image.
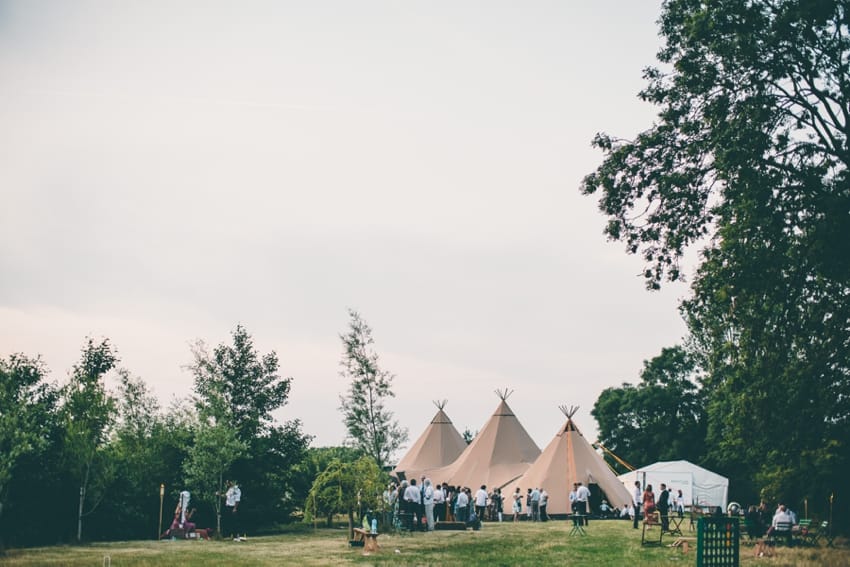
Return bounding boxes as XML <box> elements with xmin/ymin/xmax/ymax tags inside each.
<box><xmin>539</xmin><ymin>488</ymin><xmax>549</xmax><ymax>522</ymax></box>
<box><xmin>224</xmin><ymin>480</ymin><xmax>242</xmax><ymax>540</ymax></box>
<box><xmin>576</xmin><ymin>482</ymin><xmax>591</xmax><ymax>525</ymax></box>
<box><xmin>445</xmin><ymin>484</ymin><xmax>455</xmax><ymax>522</ymax></box>
<box><xmin>633</xmin><ymin>481</ymin><xmax>642</xmax><ymax>529</ymax></box>
<box><xmin>456</xmin><ymin>487</ymin><xmax>469</xmax><ymax>523</ymax></box>
<box><xmin>642</xmin><ymin>484</ymin><xmax>656</xmax><ymax>519</ymax></box>
<box><xmin>423</xmin><ymin>479</ymin><xmax>435</xmax><ymax>531</ymax></box>
<box><xmin>512</xmin><ymin>487</ymin><xmax>522</xmax><ymax>522</ymax></box>
<box><xmin>404</xmin><ymin>479</ymin><xmax>421</xmax><ymax>530</ymax></box>
<box><xmin>432</xmin><ymin>481</ymin><xmax>445</xmax><ymax>523</ymax></box>
<box><xmin>474</xmin><ymin>485</ymin><xmax>488</xmax><ymax>522</ymax></box>
<box><xmin>382</xmin><ymin>483</ymin><xmax>396</xmax><ymax>530</ymax></box>
<box><xmin>493</xmin><ymin>488</ymin><xmax>503</xmax><ymax>522</ymax></box>
<box><xmin>530</xmin><ymin>487</ymin><xmax>541</xmax><ymax>521</ymax></box>
<box><xmin>569</xmin><ymin>483</ymin><xmax>578</xmax><ymax>515</ymax></box>
<box><xmin>675</xmin><ymin>489</ymin><xmax>685</xmax><ymax>518</ymax></box>
<box><xmin>178</xmin><ymin>490</ymin><xmax>191</xmax><ymax>528</ymax></box>
<box><xmin>657</xmin><ymin>483</ymin><xmax>670</xmax><ymax>531</ymax></box>
<box><xmin>419</xmin><ymin>476</ymin><xmax>427</xmax><ymax>529</ymax></box>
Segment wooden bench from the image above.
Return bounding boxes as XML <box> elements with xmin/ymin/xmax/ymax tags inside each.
<box><xmin>669</xmin><ymin>536</ymin><xmax>697</xmax><ymax>553</ymax></box>
<box><xmin>352</xmin><ymin>528</ymin><xmax>380</xmax><ymax>553</ymax></box>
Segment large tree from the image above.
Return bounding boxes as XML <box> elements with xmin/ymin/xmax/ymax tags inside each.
<box><xmin>0</xmin><ymin>354</ymin><xmax>59</xmax><ymax>551</ymax></box>
<box><xmin>190</xmin><ymin>324</ymin><xmax>310</xmax><ymax>528</ymax></box>
<box><xmin>62</xmin><ymin>338</ymin><xmax>118</xmax><ymax>542</ymax></box>
<box><xmin>338</xmin><ymin>310</ymin><xmax>408</xmax><ymax>471</ymax></box>
<box><xmin>291</xmin><ymin>446</ymin><xmax>365</xmax><ymax>527</ymax></box>
<box><xmin>592</xmin><ymin>346</ymin><xmax>706</xmax><ymax>473</ymax></box>
<box><xmin>583</xmin><ymin>0</ymin><xmax>850</xmax><ymax>514</ymax></box>
<box><xmin>183</xmin><ymin>421</ymin><xmax>246</xmax><ymax>537</ymax></box>
<box><xmin>91</xmin><ymin>371</ymin><xmax>194</xmax><ymax>541</ymax></box>
<box><xmin>304</xmin><ymin>456</ymin><xmax>384</xmax><ymax>540</ymax></box>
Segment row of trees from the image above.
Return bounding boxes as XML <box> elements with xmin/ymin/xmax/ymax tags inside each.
<box><xmin>1</xmin><ymin>310</ymin><xmax>408</xmax><ymax>550</ymax></box>
<box><xmin>585</xmin><ymin>0</ymin><xmax>849</xmax><ymax>521</ymax></box>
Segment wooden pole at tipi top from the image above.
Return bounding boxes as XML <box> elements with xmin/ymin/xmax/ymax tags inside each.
<box><xmin>433</xmin><ymin>399</ymin><xmax>447</xmax><ymax>411</ymax></box>
<box><xmin>495</xmin><ymin>388</ymin><xmax>514</xmax><ymax>401</ymax></box>
<box><xmin>559</xmin><ymin>405</ymin><xmax>579</xmax><ymax>419</ymax></box>
<box><xmin>559</xmin><ymin>405</ymin><xmax>579</xmax><ymax>490</ymax></box>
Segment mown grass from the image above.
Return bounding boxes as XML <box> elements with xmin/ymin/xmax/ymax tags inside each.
<box><xmin>0</xmin><ymin>520</ymin><xmax>846</xmax><ymax>566</ymax></box>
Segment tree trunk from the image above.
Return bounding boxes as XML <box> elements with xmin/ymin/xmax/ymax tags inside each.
<box><xmin>348</xmin><ymin>509</ymin><xmax>354</xmax><ymax>541</ymax></box>
<box><xmin>216</xmin><ymin>471</ymin><xmax>223</xmax><ymax>539</ymax></box>
<box><xmin>76</xmin><ymin>485</ymin><xmax>85</xmax><ymax>542</ymax></box>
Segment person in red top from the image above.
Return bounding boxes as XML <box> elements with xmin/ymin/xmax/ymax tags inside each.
<box><xmin>642</xmin><ymin>485</ymin><xmax>656</xmax><ymax>518</ymax></box>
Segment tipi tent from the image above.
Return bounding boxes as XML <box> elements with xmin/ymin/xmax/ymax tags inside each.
<box><xmin>427</xmin><ymin>389</ymin><xmax>541</xmax><ymax>490</ymax></box>
<box><xmin>393</xmin><ymin>400</ymin><xmax>467</xmax><ymax>481</ymax></box>
<box><xmin>618</xmin><ymin>460</ymin><xmax>729</xmax><ymax>510</ymax></box>
<box><xmin>504</xmin><ymin>406</ymin><xmax>632</xmax><ymax>515</ymax></box>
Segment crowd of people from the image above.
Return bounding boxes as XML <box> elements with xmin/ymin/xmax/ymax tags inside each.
<box><xmin>381</xmin><ymin>478</ymin><xmax>559</xmax><ymax>532</ymax></box>
<box><xmin>628</xmin><ymin>480</ymin><xmax>686</xmax><ymax>530</ymax></box>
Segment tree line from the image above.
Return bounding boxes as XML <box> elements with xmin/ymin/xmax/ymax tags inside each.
<box><xmin>585</xmin><ymin>0</ymin><xmax>849</xmax><ymax>523</ymax></box>
<box><xmin>1</xmin><ymin>310</ymin><xmax>407</xmax><ymax>551</ymax></box>
<box><xmin>0</xmin><ymin>326</ymin><xmax>311</xmax><ymax>549</ymax></box>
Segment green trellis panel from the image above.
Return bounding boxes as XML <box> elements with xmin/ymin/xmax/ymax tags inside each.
<box><xmin>697</xmin><ymin>517</ymin><xmax>740</xmax><ymax>567</ymax></box>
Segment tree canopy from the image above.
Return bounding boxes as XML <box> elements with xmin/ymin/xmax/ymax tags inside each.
<box><xmin>190</xmin><ymin>324</ymin><xmax>311</xmax><ymax>529</ymax></box>
<box><xmin>338</xmin><ymin>310</ymin><xmax>408</xmax><ymax>470</ymax></box>
<box><xmin>304</xmin><ymin>456</ymin><xmax>384</xmax><ymax>539</ymax></box>
<box><xmin>593</xmin><ymin>346</ymin><xmax>706</xmax><ymax>473</ymax></box>
<box><xmin>583</xmin><ymin>0</ymin><xmax>849</xmax><ymax>514</ymax></box>
<box><xmin>1</xmin><ymin>328</ymin><xmax>318</xmax><ymax>547</ymax></box>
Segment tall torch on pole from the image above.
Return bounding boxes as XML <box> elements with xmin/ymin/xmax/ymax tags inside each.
<box><xmin>158</xmin><ymin>484</ymin><xmax>165</xmax><ymax>539</ymax></box>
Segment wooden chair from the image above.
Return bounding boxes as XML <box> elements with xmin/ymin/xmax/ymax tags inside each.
<box><xmin>642</xmin><ymin>511</ymin><xmax>663</xmax><ymax>546</ymax></box>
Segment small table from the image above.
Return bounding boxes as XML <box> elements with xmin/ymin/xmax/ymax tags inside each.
<box><xmin>352</xmin><ymin>528</ymin><xmax>380</xmax><ymax>553</ymax></box>
<box><xmin>570</xmin><ymin>514</ymin><xmax>587</xmax><ymax>536</ymax></box>
<box><xmin>666</xmin><ymin>515</ymin><xmax>685</xmax><ymax>537</ymax></box>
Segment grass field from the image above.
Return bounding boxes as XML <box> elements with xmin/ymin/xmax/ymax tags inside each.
<box><xmin>0</xmin><ymin>520</ymin><xmax>845</xmax><ymax>566</ymax></box>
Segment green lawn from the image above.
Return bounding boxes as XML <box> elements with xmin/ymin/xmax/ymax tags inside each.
<box><xmin>0</xmin><ymin>520</ymin><xmax>845</xmax><ymax>566</ymax></box>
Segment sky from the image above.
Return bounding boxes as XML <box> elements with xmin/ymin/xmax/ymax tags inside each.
<box><xmin>0</xmin><ymin>0</ymin><xmax>691</xmax><ymax>454</ymax></box>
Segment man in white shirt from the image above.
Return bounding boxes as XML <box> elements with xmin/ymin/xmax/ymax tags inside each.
<box><xmin>530</xmin><ymin>487</ymin><xmax>541</xmax><ymax>521</ymax></box>
<box><xmin>769</xmin><ymin>504</ymin><xmax>794</xmax><ymax>546</ymax></box>
<box><xmin>456</xmin><ymin>488</ymin><xmax>470</xmax><ymax>523</ymax></box>
<box><xmin>633</xmin><ymin>481</ymin><xmax>642</xmax><ymax>529</ymax></box>
<box><xmin>432</xmin><ymin>482</ymin><xmax>446</xmax><ymax>523</ymax></box>
<box><xmin>404</xmin><ymin>479</ymin><xmax>422</xmax><ymax>530</ymax></box>
<box><xmin>576</xmin><ymin>482</ymin><xmax>591</xmax><ymax>525</ymax></box>
<box><xmin>224</xmin><ymin>480</ymin><xmax>242</xmax><ymax>540</ymax></box>
<box><xmin>772</xmin><ymin>505</ymin><xmax>793</xmax><ymax>528</ymax></box>
<box><xmin>475</xmin><ymin>485</ymin><xmax>488</xmax><ymax>521</ymax></box>
<box><xmin>423</xmin><ymin>479</ymin><xmax>435</xmax><ymax>531</ymax></box>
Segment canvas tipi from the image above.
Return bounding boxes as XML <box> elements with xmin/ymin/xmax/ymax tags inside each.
<box><xmin>427</xmin><ymin>389</ymin><xmax>541</xmax><ymax>490</ymax></box>
<box><xmin>504</xmin><ymin>406</ymin><xmax>632</xmax><ymax>515</ymax></box>
<box><xmin>393</xmin><ymin>400</ymin><xmax>467</xmax><ymax>481</ymax></box>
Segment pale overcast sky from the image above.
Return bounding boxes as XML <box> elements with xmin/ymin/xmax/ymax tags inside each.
<box><xmin>0</xmin><ymin>1</ymin><xmax>689</xmax><ymax>451</ymax></box>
